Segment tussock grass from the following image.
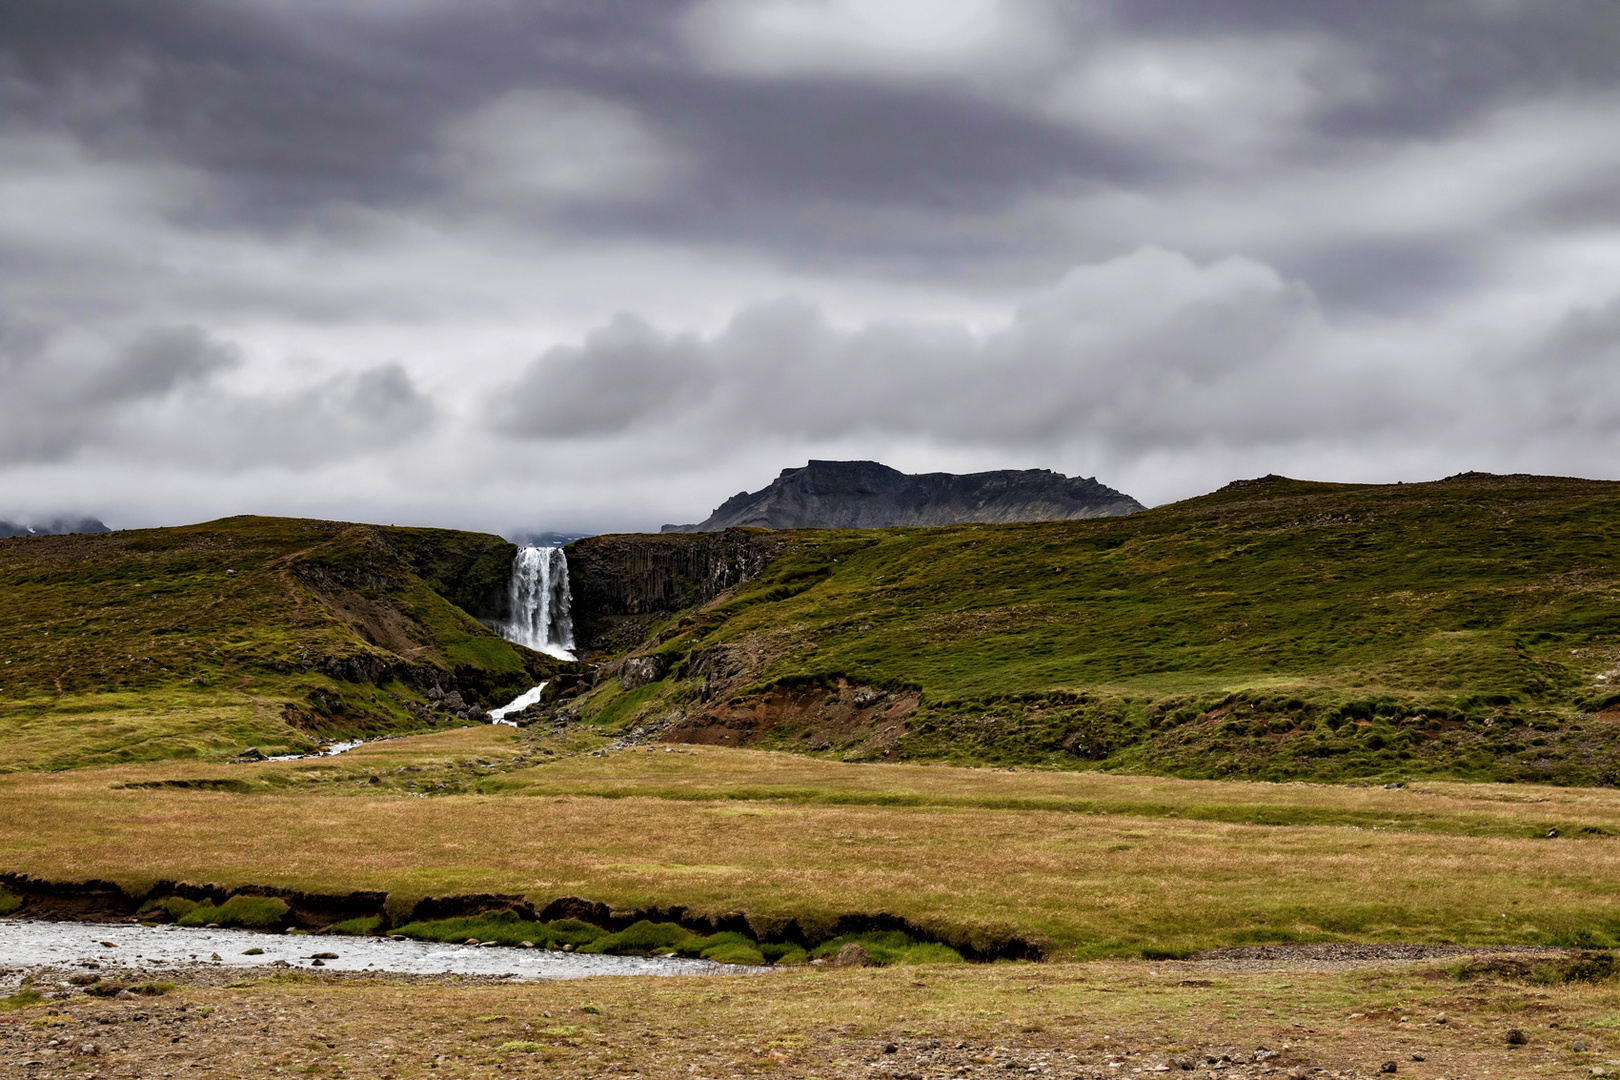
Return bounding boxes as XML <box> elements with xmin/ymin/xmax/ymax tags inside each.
<box><xmin>0</xmin><ymin>982</ymin><xmax>42</xmax><ymax>1010</ymax></box>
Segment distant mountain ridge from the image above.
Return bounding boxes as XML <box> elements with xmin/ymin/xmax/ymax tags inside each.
<box><xmin>0</xmin><ymin>516</ymin><xmax>110</xmax><ymax>538</ymax></box>
<box><xmin>661</xmin><ymin>460</ymin><xmax>1144</xmax><ymax>533</ymax></box>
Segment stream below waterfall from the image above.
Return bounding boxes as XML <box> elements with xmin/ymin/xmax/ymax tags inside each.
<box><xmin>0</xmin><ymin>920</ymin><xmax>747</xmax><ymax>983</ymax></box>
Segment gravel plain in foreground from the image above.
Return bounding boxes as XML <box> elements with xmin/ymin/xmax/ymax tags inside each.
<box><xmin>5</xmin><ymin>946</ymin><xmax>1619</xmax><ymax>1080</ymax></box>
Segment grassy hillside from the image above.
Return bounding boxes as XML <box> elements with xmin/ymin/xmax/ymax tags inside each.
<box><xmin>0</xmin><ymin>516</ymin><xmax>564</xmax><ymax>771</ymax></box>
<box><xmin>575</xmin><ymin>473</ymin><xmax>1620</xmax><ymax>783</ymax></box>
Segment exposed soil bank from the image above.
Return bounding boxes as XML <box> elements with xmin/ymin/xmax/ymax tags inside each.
<box><xmin>0</xmin><ymin>874</ymin><xmax>1047</xmax><ymax>962</ymax></box>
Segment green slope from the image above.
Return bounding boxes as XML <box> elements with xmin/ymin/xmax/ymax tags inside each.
<box><xmin>0</xmin><ymin>516</ymin><xmax>564</xmax><ymax>771</ymax></box>
<box><xmin>578</xmin><ymin>473</ymin><xmax>1620</xmax><ymax>783</ymax></box>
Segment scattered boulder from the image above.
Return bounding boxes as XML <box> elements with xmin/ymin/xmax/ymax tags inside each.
<box><xmin>443</xmin><ymin>690</ymin><xmax>466</xmax><ymax>711</ymax></box>
<box><xmin>237</xmin><ymin>747</ymin><xmax>266</xmax><ymax>761</ymax></box>
<box><xmin>834</xmin><ymin>943</ymin><xmax>872</xmax><ymax>968</ymax></box>
<box><xmin>620</xmin><ymin>656</ymin><xmax>667</xmax><ymax>691</ymax></box>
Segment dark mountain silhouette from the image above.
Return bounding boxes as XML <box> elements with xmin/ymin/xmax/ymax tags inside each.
<box><xmin>661</xmin><ymin>460</ymin><xmax>1144</xmax><ymax>533</ymax></box>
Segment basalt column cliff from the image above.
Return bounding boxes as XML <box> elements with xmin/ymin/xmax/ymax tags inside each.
<box><xmin>565</xmin><ymin>530</ymin><xmax>783</xmax><ymax>655</ymax></box>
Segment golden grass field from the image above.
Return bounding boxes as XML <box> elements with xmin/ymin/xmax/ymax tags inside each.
<box><xmin>6</xmin><ymin>725</ymin><xmax>1620</xmax><ymax>957</ymax></box>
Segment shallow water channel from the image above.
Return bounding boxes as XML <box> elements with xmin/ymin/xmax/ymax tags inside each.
<box><xmin>0</xmin><ymin>919</ymin><xmax>742</xmax><ymax>981</ymax></box>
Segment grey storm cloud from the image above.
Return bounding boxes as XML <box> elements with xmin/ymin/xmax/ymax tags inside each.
<box><xmin>491</xmin><ymin>248</ymin><xmax>1405</xmax><ymax>452</ymax></box>
<box><xmin>3</xmin><ymin>1</ymin><xmax>1620</xmax><ymax>530</ymax></box>
<box><xmin>0</xmin><ymin>322</ymin><xmax>433</xmax><ymax>470</ymax></box>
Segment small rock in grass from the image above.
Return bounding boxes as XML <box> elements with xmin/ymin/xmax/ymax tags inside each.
<box><xmin>1434</xmin><ymin>1013</ymin><xmax>1447</xmax><ymax>1024</ymax></box>
<box><xmin>1412</xmin><ymin>1053</ymin><xmax>1425</xmax><ymax>1061</ymax></box>
<box><xmin>520</xmin><ymin>941</ymin><xmax>536</xmax><ymax>949</ymax></box>
<box><xmin>883</xmin><ymin>1043</ymin><xmax>898</xmax><ymax>1054</ymax></box>
<box><xmin>834</xmin><ymin>943</ymin><xmax>873</xmax><ymax>968</ymax></box>
<box><xmin>1379</xmin><ymin>1061</ymin><xmax>1397</xmax><ymax>1073</ymax></box>
<box><xmin>1506</xmin><ymin>1028</ymin><xmax>1528</xmax><ymax>1045</ymax></box>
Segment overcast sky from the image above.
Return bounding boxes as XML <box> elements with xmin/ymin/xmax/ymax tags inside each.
<box><xmin>3</xmin><ymin>1</ymin><xmax>1619</xmax><ymax>534</ymax></box>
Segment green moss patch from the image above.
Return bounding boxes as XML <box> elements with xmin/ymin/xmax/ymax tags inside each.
<box><xmin>177</xmin><ymin>895</ymin><xmax>290</xmax><ymax>930</ymax></box>
<box><xmin>0</xmin><ymin>887</ymin><xmax>21</xmax><ymax>916</ymax></box>
<box><xmin>393</xmin><ymin>912</ymin><xmax>606</xmax><ymax>949</ymax></box>
<box><xmin>327</xmin><ymin>915</ymin><xmax>383</xmax><ymax>936</ymax></box>
<box><xmin>139</xmin><ymin>896</ymin><xmax>200</xmax><ymax>921</ymax></box>
<box><xmin>808</xmin><ymin>931</ymin><xmax>965</xmax><ymax>965</ymax></box>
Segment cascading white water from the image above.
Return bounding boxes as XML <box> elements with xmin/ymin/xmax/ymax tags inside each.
<box><xmin>500</xmin><ymin>546</ymin><xmax>575</xmax><ymax>660</ymax></box>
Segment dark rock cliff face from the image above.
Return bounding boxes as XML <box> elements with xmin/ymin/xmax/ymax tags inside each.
<box><xmin>0</xmin><ymin>516</ymin><xmax>111</xmax><ymax>538</ymax></box>
<box><xmin>382</xmin><ymin>527</ymin><xmax>517</xmax><ymax>625</ymax></box>
<box><xmin>567</xmin><ymin>530</ymin><xmax>783</xmax><ymax>655</ymax></box>
<box><xmin>662</xmin><ymin>460</ymin><xmax>1144</xmax><ymax>532</ymax></box>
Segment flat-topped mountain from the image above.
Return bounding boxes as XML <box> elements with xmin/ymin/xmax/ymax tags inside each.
<box><xmin>661</xmin><ymin>460</ymin><xmax>1144</xmax><ymax>532</ymax></box>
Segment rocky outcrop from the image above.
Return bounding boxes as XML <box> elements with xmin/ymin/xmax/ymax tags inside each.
<box><xmin>566</xmin><ymin>530</ymin><xmax>784</xmax><ymax>654</ymax></box>
<box><xmin>662</xmin><ymin>460</ymin><xmax>1144</xmax><ymax>532</ymax></box>
<box><xmin>0</xmin><ymin>516</ymin><xmax>110</xmax><ymax>538</ymax></box>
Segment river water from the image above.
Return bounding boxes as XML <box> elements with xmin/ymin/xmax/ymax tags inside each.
<box><xmin>0</xmin><ymin>919</ymin><xmax>743</xmax><ymax>982</ymax></box>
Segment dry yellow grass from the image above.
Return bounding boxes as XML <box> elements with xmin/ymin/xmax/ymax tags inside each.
<box><xmin>4</xmin><ymin>728</ymin><xmax>1620</xmax><ymax>954</ymax></box>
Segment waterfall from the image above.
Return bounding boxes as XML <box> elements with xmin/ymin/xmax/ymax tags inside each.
<box><xmin>500</xmin><ymin>546</ymin><xmax>575</xmax><ymax>660</ymax></box>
